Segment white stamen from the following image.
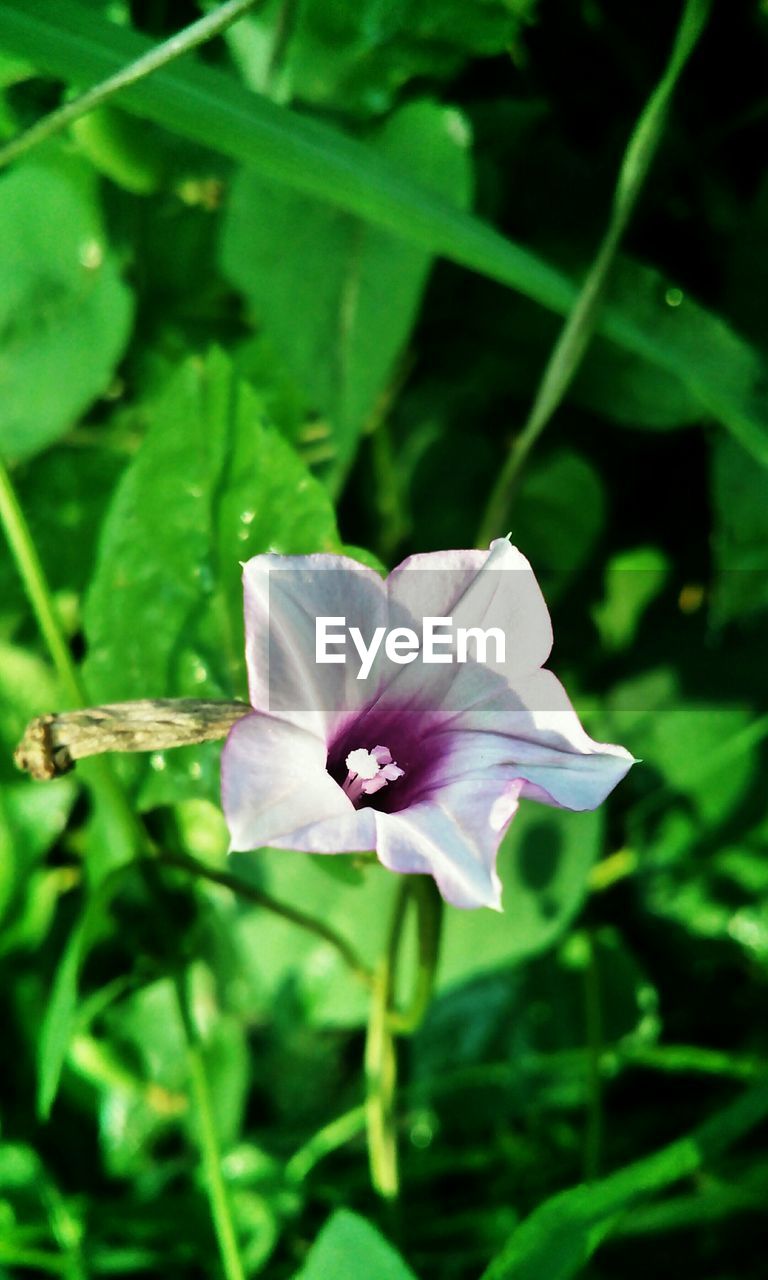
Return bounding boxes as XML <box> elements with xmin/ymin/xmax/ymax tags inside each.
<box><xmin>345</xmin><ymin>748</ymin><xmax>381</xmax><ymax>780</ymax></box>
<box><xmin>343</xmin><ymin>744</ymin><xmax>405</xmax><ymax>804</ymax></box>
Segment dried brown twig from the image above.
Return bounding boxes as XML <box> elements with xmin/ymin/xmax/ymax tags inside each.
<box><xmin>14</xmin><ymin>699</ymin><xmax>251</xmax><ymax>781</ymax></box>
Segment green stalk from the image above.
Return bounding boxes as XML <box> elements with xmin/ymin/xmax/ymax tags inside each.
<box><xmin>174</xmin><ymin>971</ymin><xmax>246</xmax><ymax>1280</ymax></box>
<box><xmin>386</xmin><ymin>875</ymin><xmax>443</xmax><ymax>1035</ymax></box>
<box><xmin>364</xmin><ymin>876</ymin><xmax>443</xmax><ymax>1199</ymax></box>
<box><xmin>0</xmin><ymin>0</ymin><xmax>260</xmax><ymax>170</ymax></box>
<box><xmin>1</xmin><ymin>457</ymin><xmax>246</xmax><ymax>1280</ymax></box>
<box><xmin>0</xmin><ymin>455</ymin><xmax>140</xmax><ymax>867</ymax></box>
<box><xmin>160</xmin><ymin>849</ymin><xmax>373</xmax><ymax>986</ymax></box>
<box><xmin>583</xmin><ymin>931</ymin><xmax>603</xmax><ymax>1181</ymax></box>
<box><xmin>285</xmin><ymin>1104</ymin><xmax>367</xmax><ymax>1185</ymax></box>
<box><xmin>0</xmin><ymin>1245</ymin><xmax>68</xmax><ymax>1274</ymax></box>
<box><xmin>476</xmin><ymin>0</ymin><xmax>712</xmax><ymax>546</ymax></box>
<box><xmin>364</xmin><ymin>947</ymin><xmax>401</xmax><ymax>1199</ymax></box>
<box><xmin>0</xmin><ymin>457</ymin><xmax>86</xmax><ymax>706</ymax></box>
<box><xmin>481</xmin><ymin>1075</ymin><xmax>768</xmax><ymax>1280</ymax></box>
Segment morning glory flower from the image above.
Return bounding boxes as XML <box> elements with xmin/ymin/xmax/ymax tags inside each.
<box><xmin>221</xmin><ymin>539</ymin><xmax>633</xmax><ymax>910</ymax></box>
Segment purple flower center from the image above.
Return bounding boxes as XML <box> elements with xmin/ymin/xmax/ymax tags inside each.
<box><xmin>327</xmin><ymin>699</ymin><xmax>453</xmax><ymax>813</ymax></box>
<box><xmin>342</xmin><ymin>745</ymin><xmax>405</xmax><ymax>804</ymax></box>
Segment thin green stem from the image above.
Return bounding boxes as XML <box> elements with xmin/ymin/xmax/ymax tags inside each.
<box><xmin>173</xmin><ymin>971</ymin><xmax>246</xmax><ymax>1280</ymax></box>
<box><xmin>365</xmin><ymin>956</ymin><xmax>399</xmax><ymax>1201</ymax></box>
<box><xmin>475</xmin><ymin>0</ymin><xmax>712</xmax><ymax>545</ymax></box>
<box><xmin>0</xmin><ymin>0</ymin><xmax>260</xmax><ymax>171</ymax></box>
<box><xmin>0</xmin><ymin>1245</ymin><xmax>68</xmax><ymax>1275</ymax></box>
<box><xmin>0</xmin><ymin>456</ymin><xmax>141</xmax><ymax>866</ymax></box>
<box><xmin>159</xmin><ymin>849</ymin><xmax>374</xmax><ymax>987</ymax></box>
<box><xmin>386</xmin><ymin>876</ymin><xmax>443</xmax><ymax>1035</ymax></box>
<box><xmin>0</xmin><ymin>457</ymin><xmax>245</xmax><ymax>1278</ymax></box>
<box><xmin>39</xmin><ymin>1178</ymin><xmax>89</xmax><ymax>1280</ymax></box>
<box><xmin>364</xmin><ymin>880</ymin><xmax>407</xmax><ymax>1201</ymax></box>
<box><xmin>481</xmin><ymin>1074</ymin><xmax>768</xmax><ymax>1280</ymax></box>
<box><xmin>0</xmin><ymin>457</ymin><xmax>86</xmax><ymax>706</ymax></box>
<box><xmin>364</xmin><ymin>876</ymin><xmax>443</xmax><ymax>1199</ymax></box>
<box><xmin>619</xmin><ymin>1043</ymin><xmax>763</xmax><ymax>1082</ymax></box>
<box><xmin>285</xmin><ymin>1104</ymin><xmax>367</xmax><ymax>1185</ymax></box>
<box><xmin>583</xmin><ymin>931</ymin><xmax>603</xmax><ymax>1181</ymax></box>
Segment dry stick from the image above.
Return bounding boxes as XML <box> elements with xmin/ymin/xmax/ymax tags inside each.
<box><xmin>15</xmin><ymin>698</ymin><xmax>251</xmax><ymax>781</ymax></box>
<box><xmin>475</xmin><ymin>0</ymin><xmax>712</xmax><ymax>546</ymax></box>
<box><xmin>14</xmin><ymin>700</ymin><xmax>376</xmax><ymax>985</ymax></box>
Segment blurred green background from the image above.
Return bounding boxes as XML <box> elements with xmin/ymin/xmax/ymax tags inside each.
<box><xmin>0</xmin><ymin>1</ymin><xmax>767</xmax><ymax>1277</ymax></box>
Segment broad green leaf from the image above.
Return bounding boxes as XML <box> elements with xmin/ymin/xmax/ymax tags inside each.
<box><xmin>603</xmin><ymin>674</ymin><xmax>768</xmax><ymax>963</ymax></box>
<box><xmin>37</xmin><ymin>863</ymin><xmax>132</xmax><ymax>1118</ymax></box>
<box><xmin>225</xmin><ymin>802</ymin><xmax>601</xmax><ymax>1029</ymax></box>
<box><xmin>91</xmin><ymin>968</ymin><xmax>247</xmax><ymax>1176</ymax></box>
<box><xmin>437</xmin><ymin>805</ymin><xmax>603</xmax><ymax>990</ymax></box>
<box><xmin>571</xmin><ymin>254</ymin><xmax>768</xmax><ymax>450</ymax></box>
<box><xmin>71</xmin><ymin>104</ymin><xmax>167</xmax><ymax>194</ymax></box>
<box><xmin>413</xmin><ymin>928</ymin><xmax>659</xmax><ymax>1113</ymax></box>
<box><xmin>481</xmin><ymin>1077</ymin><xmax>768</xmax><ymax>1280</ymax></box>
<box><xmin>710</xmin><ymin>434</ymin><xmax>768</xmax><ymax>625</ymax></box>
<box><xmin>82</xmin><ymin>348</ymin><xmax>339</xmax><ymax>804</ymax></box>
<box><xmin>513</xmin><ymin>450</ymin><xmax>606</xmax><ymax>592</ymax></box>
<box><xmin>640</xmin><ymin>810</ymin><xmax>768</xmax><ymax>965</ymax></box>
<box><xmin>592</xmin><ymin>547</ymin><xmax>669</xmax><ymax>651</ymax></box>
<box><xmin>3</xmin><ymin>2</ymin><xmax>768</xmax><ymax>464</ymax></box>
<box><xmin>221</xmin><ymin>100</ymin><xmax>472</xmax><ymax>486</ymax></box>
<box><xmin>293</xmin><ymin>1209</ymin><xmax>418</xmax><ymax>1280</ymax></box>
<box><xmin>0</xmin><ymin>151</ymin><xmax>133</xmax><ymax>459</ymax></box>
<box><xmin>623</xmin><ymin>697</ymin><xmax>759</xmax><ymax>826</ymax></box>
<box><xmin>0</xmin><ymin>443</ymin><xmax>126</xmax><ymax>626</ymax></box>
<box><xmin>227</xmin><ymin>0</ymin><xmax>534</xmax><ymax>116</ymax></box>
<box><xmin>226</xmin><ymin>852</ymin><xmax>396</xmax><ymax>1027</ymax></box>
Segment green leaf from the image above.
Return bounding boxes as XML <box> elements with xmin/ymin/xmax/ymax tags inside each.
<box><xmin>37</xmin><ymin>864</ymin><xmax>131</xmax><ymax>1118</ymax></box>
<box><xmin>293</xmin><ymin>1209</ymin><xmax>418</xmax><ymax>1280</ymax></box>
<box><xmin>82</xmin><ymin>348</ymin><xmax>340</xmax><ymax>804</ymax></box>
<box><xmin>71</xmin><ymin>104</ymin><xmax>167</xmax><ymax>194</ymax></box>
<box><xmin>437</xmin><ymin>804</ymin><xmax>603</xmax><ymax>990</ymax></box>
<box><xmin>221</xmin><ymin>100</ymin><xmax>471</xmax><ymax>486</ymax></box>
<box><xmin>226</xmin><ymin>852</ymin><xmax>395</xmax><ymax>1027</ymax></box>
<box><xmin>480</xmin><ymin>1077</ymin><xmax>768</xmax><ymax>1280</ymax></box>
<box><xmin>0</xmin><ymin>443</ymin><xmax>126</xmax><ymax>625</ymax></box>
<box><xmin>413</xmin><ymin>928</ymin><xmax>659</xmax><ymax>1113</ymax></box>
<box><xmin>710</xmin><ymin>434</ymin><xmax>768</xmax><ymax>625</ymax></box>
<box><xmin>0</xmin><ymin>151</ymin><xmax>133</xmax><ymax>459</ymax></box>
<box><xmin>513</xmin><ymin>450</ymin><xmax>606</xmax><ymax>592</ymax></box>
<box><xmin>3</xmin><ymin>2</ymin><xmax>768</xmax><ymax>465</ymax></box>
<box><xmin>226</xmin><ymin>0</ymin><xmax>534</xmax><ymax>117</ymax></box>
<box><xmin>225</xmin><ymin>803</ymin><xmax>601</xmax><ymax>1029</ymax></box>
<box><xmin>592</xmin><ymin>547</ymin><xmax>669</xmax><ymax>651</ymax></box>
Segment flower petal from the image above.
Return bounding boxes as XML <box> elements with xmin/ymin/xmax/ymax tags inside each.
<box><xmin>373</xmin><ymin>778</ymin><xmax>523</xmax><ymax>910</ymax></box>
<box><xmin>222</xmin><ymin>711</ymin><xmax>372</xmax><ymax>851</ymax></box>
<box><xmin>387</xmin><ymin>538</ymin><xmax>553</xmax><ymax>679</ymax></box>
<box><xmin>425</xmin><ymin>669</ymin><xmax>634</xmax><ymax>811</ymax></box>
<box><xmin>242</xmin><ymin>553</ymin><xmax>388</xmax><ymax>736</ymax></box>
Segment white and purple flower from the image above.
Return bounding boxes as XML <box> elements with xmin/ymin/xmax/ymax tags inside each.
<box><xmin>221</xmin><ymin>539</ymin><xmax>633</xmax><ymax>910</ymax></box>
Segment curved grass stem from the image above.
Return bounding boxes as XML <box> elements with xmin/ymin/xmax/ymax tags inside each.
<box><xmin>160</xmin><ymin>849</ymin><xmax>374</xmax><ymax>987</ymax></box>
<box><xmin>173</xmin><ymin>971</ymin><xmax>246</xmax><ymax>1280</ymax></box>
<box><xmin>476</xmin><ymin>0</ymin><xmax>712</xmax><ymax>545</ymax></box>
<box><xmin>0</xmin><ymin>0</ymin><xmax>261</xmax><ymax>171</ymax></box>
